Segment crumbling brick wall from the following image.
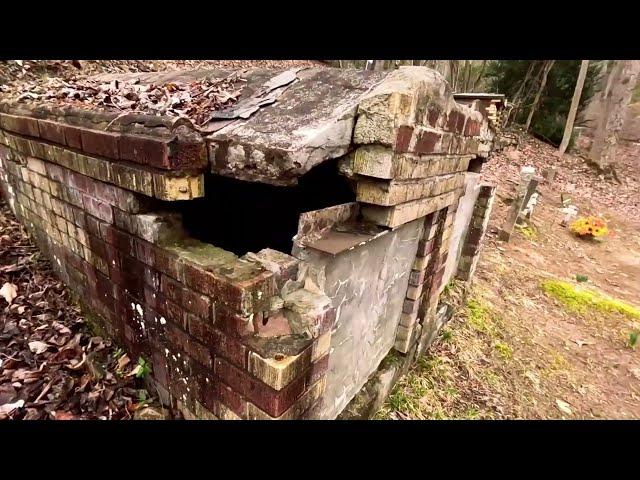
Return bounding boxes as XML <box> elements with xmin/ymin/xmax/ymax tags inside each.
<box><xmin>0</xmin><ymin>110</ymin><xmax>333</xmax><ymax>420</ymax></box>
<box><xmin>0</xmin><ymin>66</ymin><xmax>501</xmax><ymax>419</ymax></box>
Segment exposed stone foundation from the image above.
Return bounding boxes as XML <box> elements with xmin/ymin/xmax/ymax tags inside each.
<box><xmin>0</xmin><ymin>66</ymin><xmax>505</xmax><ymax>419</ymax></box>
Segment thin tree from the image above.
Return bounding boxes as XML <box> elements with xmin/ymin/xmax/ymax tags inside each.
<box><xmin>558</xmin><ymin>60</ymin><xmax>590</xmax><ymax>155</ymax></box>
<box><xmin>471</xmin><ymin>60</ymin><xmax>487</xmax><ymax>91</ymax></box>
<box><xmin>504</xmin><ymin>61</ymin><xmax>537</xmax><ymax>127</ymax></box>
<box><xmin>525</xmin><ymin>60</ymin><xmax>555</xmax><ymax>131</ymax></box>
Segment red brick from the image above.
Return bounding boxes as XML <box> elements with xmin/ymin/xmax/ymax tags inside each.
<box><xmin>134</xmin><ymin>238</ymin><xmax>155</xmax><ymax>266</ymax></box>
<box><xmin>427</xmin><ymin>109</ymin><xmax>440</xmax><ymax>128</ymax></box>
<box><xmin>446</xmin><ymin>111</ymin><xmax>466</xmax><ymax>134</ymax></box>
<box><xmin>215</xmin><ymin>306</ymin><xmax>254</xmax><ymax>338</ymax></box>
<box><xmin>0</xmin><ymin>113</ymin><xmax>40</xmax><ymax>137</ymax></box>
<box><xmin>84</xmin><ymin>214</ymin><xmax>102</xmax><ymax>237</ymax></box>
<box><xmin>152</xmin><ymin>246</ymin><xmax>182</xmax><ymax>280</ymax></box>
<box><xmin>182</xmin><ymin>288</ymin><xmax>211</xmax><ymax>320</ymax></box>
<box><xmin>417</xmin><ymin>238</ymin><xmax>436</xmax><ymax>257</ymax></box>
<box><xmin>101</xmin><ymin>224</ymin><xmax>135</xmax><ymax>256</ymax></box>
<box><xmin>38</xmin><ymin>120</ymin><xmax>66</xmax><ymax>145</ymax></box>
<box><xmin>45</xmin><ymin>163</ymin><xmax>66</xmax><ymax>183</ymax></box>
<box><xmin>464</xmin><ymin>119</ymin><xmax>478</xmax><ymax>137</ymax></box>
<box><xmin>212</xmin><ymin>381</ymin><xmax>247</xmax><ymax>418</ymax></box>
<box><xmin>183</xmin><ymin>261</ymin><xmax>274</xmax><ymax>316</ymax></box>
<box><xmin>187</xmin><ymin>316</ymin><xmax>247</xmax><ymax>368</ymax></box>
<box><xmin>64</xmin><ymin>126</ymin><xmax>83</xmax><ymax>150</ymax></box>
<box><xmin>151</xmin><ymin>348</ymin><xmax>170</xmax><ymax>389</ymax></box>
<box><xmin>82</xmin><ymin>194</ymin><xmax>113</xmax><ymax>223</ymax></box>
<box><xmin>414</xmin><ymin>131</ymin><xmax>440</xmax><ymax>155</ymax></box>
<box><xmin>119</xmin><ymin>134</ymin><xmax>207</xmax><ymax>170</ymax></box>
<box><xmin>95</xmin><ymin>271</ymin><xmax>117</xmax><ymax>303</ymax></box>
<box><xmin>215</xmin><ymin>357</ymin><xmax>306</xmax><ymax>418</ymax></box>
<box><xmin>80</xmin><ymin>129</ymin><xmax>120</xmax><ymax>159</ymax></box>
<box><xmin>160</xmin><ymin>274</ymin><xmax>184</xmax><ymax>305</ymax></box>
<box><xmin>409</xmin><ymin>268</ymin><xmax>428</xmax><ymax>286</ymax></box>
<box><xmin>394</xmin><ymin>125</ymin><xmax>413</xmax><ymax>153</ymax></box>
<box><xmin>306</xmin><ymin>354</ymin><xmax>329</xmax><ymax>388</ymax></box>
<box><xmin>91</xmin><ymin>181</ymin><xmax>119</xmax><ymax>206</ymax></box>
<box><xmin>187</xmin><ymin>337</ymin><xmax>213</xmax><ymax>369</ymax></box>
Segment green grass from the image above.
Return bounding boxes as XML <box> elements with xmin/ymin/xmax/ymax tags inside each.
<box><xmin>517</xmin><ymin>224</ymin><xmax>538</xmax><ymax>241</ymax></box>
<box><xmin>494</xmin><ymin>341</ymin><xmax>513</xmax><ymax>360</ymax></box>
<box><xmin>466</xmin><ymin>298</ymin><xmax>501</xmax><ymax>337</ymax></box>
<box><xmin>541</xmin><ymin>279</ymin><xmax>640</xmax><ymax>320</ymax></box>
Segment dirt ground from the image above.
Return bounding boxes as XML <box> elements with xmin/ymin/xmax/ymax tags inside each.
<box><xmin>377</xmin><ymin>135</ymin><xmax>640</xmax><ymax>420</ymax></box>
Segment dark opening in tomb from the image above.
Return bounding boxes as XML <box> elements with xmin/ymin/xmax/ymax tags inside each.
<box><xmin>181</xmin><ymin>159</ymin><xmax>356</xmax><ymax>256</ymax></box>
<box><xmin>467</xmin><ymin>156</ymin><xmax>484</xmax><ymax>173</ymax></box>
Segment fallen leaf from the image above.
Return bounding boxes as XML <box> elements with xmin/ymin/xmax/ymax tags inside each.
<box><xmin>556</xmin><ymin>399</ymin><xmax>573</xmax><ymax>415</ymax></box>
<box><xmin>117</xmin><ymin>354</ymin><xmax>130</xmax><ymax>372</ymax></box>
<box><xmin>28</xmin><ymin>340</ymin><xmax>50</xmax><ymax>355</ymax></box>
<box><xmin>0</xmin><ymin>399</ymin><xmax>25</xmax><ymax>415</ymax></box>
<box><xmin>0</xmin><ymin>282</ymin><xmax>18</xmax><ymax>304</ymax></box>
<box><xmin>52</xmin><ymin>411</ymin><xmax>76</xmax><ymax>420</ymax></box>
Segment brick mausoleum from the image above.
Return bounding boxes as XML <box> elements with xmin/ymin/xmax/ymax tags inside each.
<box><xmin>0</xmin><ymin>66</ymin><xmax>504</xmax><ymax>419</ymax></box>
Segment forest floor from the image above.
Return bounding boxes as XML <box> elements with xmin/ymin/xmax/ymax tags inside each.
<box><xmin>377</xmin><ymin>134</ymin><xmax>640</xmax><ymax>419</ymax></box>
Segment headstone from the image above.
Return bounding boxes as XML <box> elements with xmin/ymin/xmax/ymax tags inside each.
<box><xmin>499</xmin><ymin>167</ymin><xmax>540</xmax><ymax>241</ymax></box>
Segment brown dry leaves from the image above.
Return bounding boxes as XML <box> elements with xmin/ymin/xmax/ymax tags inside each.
<box><xmin>6</xmin><ymin>75</ymin><xmax>245</xmax><ymax>126</ymax></box>
<box><xmin>483</xmin><ymin>132</ymin><xmax>640</xmax><ymax>220</ymax></box>
<box><xmin>0</xmin><ymin>201</ymin><xmax>161</xmax><ymax>420</ymax></box>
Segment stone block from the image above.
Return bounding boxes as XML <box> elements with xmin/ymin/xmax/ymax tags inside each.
<box><xmin>361</xmin><ymin>190</ymin><xmax>456</xmax><ymax>228</ymax></box>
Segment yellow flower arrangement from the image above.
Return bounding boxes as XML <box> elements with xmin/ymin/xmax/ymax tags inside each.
<box><xmin>569</xmin><ymin>216</ymin><xmax>609</xmax><ymax>238</ymax></box>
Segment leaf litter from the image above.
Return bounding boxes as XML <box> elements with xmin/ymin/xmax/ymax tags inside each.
<box><xmin>0</xmin><ymin>200</ymin><xmax>166</xmax><ymax>420</ymax></box>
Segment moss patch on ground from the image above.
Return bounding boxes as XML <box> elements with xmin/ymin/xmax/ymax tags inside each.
<box><xmin>541</xmin><ymin>279</ymin><xmax>640</xmax><ymax>320</ymax></box>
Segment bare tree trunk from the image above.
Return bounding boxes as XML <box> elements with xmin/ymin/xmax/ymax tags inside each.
<box><xmin>373</xmin><ymin>60</ymin><xmax>386</xmax><ymax>71</ymax></box>
<box><xmin>463</xmin><ymin>60</ymin><xmax>472</xmax><ymax>91</ymax></box>
<box><xmin>589</xmin><ymin>60</ymin><xmax>640</xmax><ymax>171</ymax></box>
<box><xmin>505</xmin><ymin>61</ymin><xmax>537</xmax><ymax>127</ymax></box>
<box><xmin>558</xmin><ymin>60</ymin><xmax>590</xmax><ymax>155</ymax></box>
<box><xmin>449</xmin><ymin>60</ymin><xmax>459</xmax><ymax>90</ymax></box>
<box><xmin>472</xmin><ymin>60</ymin><xmax>487</xmax><ymax>91</ymax></box>
<box><xmin>525</xmin><ymin>60</ymin><xmax>555</xmax><ymax>132</ymax></box>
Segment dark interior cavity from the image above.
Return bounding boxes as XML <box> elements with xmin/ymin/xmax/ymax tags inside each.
<box><xmin>467</xmin><ymin>156</ymin><xmax>484</xmax><ymax>173</ymax></box>
<box><xmin>181</xmin><ymin>159</ymin><xmax>356</xmax><ymax>255</ymax></box>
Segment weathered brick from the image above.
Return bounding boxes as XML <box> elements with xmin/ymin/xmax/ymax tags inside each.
<box><xmin>26</xmin><ymin>157</ymin><xmax>47</xmax><ymax>175</ymax></box>
<box><xmin>427</xmin><ymin>108</ymin><xmax>440</xmax><ymax>128</ymax></box>
<box><xmin>80</xmin><ymin>129</ymin><xmax>120</xmax><ymax>159</ymax></box>
<box><xmin>82</xmin><ymin>194</ymin><xmax>113</xmax><ymax>223</ymax></box>
<box><xmin>187</xmin><ymin>316</ymin><xmax>247</xmax><ymax>368</ymax></box>
<box><xmin>413</xmin><ymin>130</ymin><xmax>440</xmax><ymax>155</ymax></box>
<box><xmin>394</xmin><ymin>125</ymin><xmax>413</xmax><ymax>153</ymax></box>
<box><xmin>64</xmin><ymin>125</ymin><xmax>83</xmax><ymax>150</ymax></box>
<box><xmin>183</xmin><ymin>261</ymin><xmax>274</xmax><ymax>316</ymax></box>
<box><xmin>67</xmin><ymin>172</ymin><xmax>90</xmax><ymax>193</ymax></box>
<box><xmin>100</xmin><ymin>224</ymin><xmax>135</xmax><ymax>256</ymax></box>
<box><xmin>0</xmin><ymin>114</ymin><xmax>40</xmax><ymax>137</ymax></box>
<box><xmin>119</xmin><ymin>134</ymin><xmax>207</xmax><ymax>170</ymax></box>
<box><xmin>215</xmin><ymin>357</ymin><xmax>306</xmax><ymax>418</ymax></box>
<box><xmin>110</xmin><ymin>163</ymin><xmax>154</xmax><ymax>197</ymax></box>
<box><xmin>37</xmin><ymin>120</ymin><xmax>66</xmax><ymax>145</ymax></box>
<box><xmin>247</xmin><ymin>347</ymin><xmax>314</xmax><ymax>391</ymax></box>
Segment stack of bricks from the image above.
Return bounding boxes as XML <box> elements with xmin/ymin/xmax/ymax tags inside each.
<box><xmin>0</xmin><ymin>107</ymin><xmax>334</xmax><ymax>420</ymax></box>
<box><xmin>342</xmin><ymin>67</ymin><xmax>496</xmax><ymax>357</ymax></box>
<box><xmin>456</xmin><ymin>184</ymin><xmax>496</xmax><ymax>282</ymax></box>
